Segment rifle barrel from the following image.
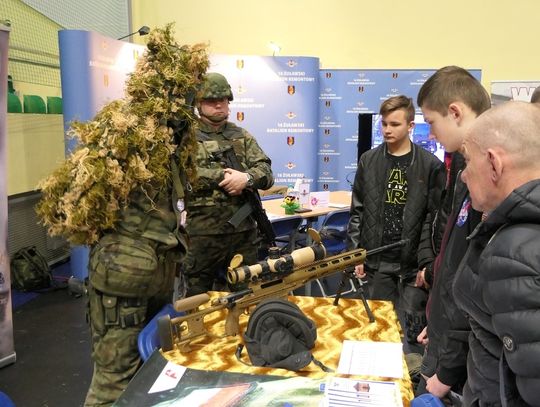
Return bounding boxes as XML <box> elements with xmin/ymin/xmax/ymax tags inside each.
<box><xmin>365</xmin><ymin>239</ymin><xmax>408</xmax><ymax>256</ymax></box>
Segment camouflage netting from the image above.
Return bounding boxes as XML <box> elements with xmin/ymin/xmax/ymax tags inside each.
<box><xmin>36</xmin><ymin>24</ymin><xmax>209</xmax><ymax>245</ymax></box>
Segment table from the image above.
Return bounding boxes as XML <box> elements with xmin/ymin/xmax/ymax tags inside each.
<box><xmin>262</xmin><ymin>190</ymin><xmax>352</xmax><ymax>220</ymax></box>
<box><xmin>263</xmin><ymin>190</ymin><xmax>352</xmax><ymax>295</ymax></box>
<box><xmin>115</xmin><ymin>294</ymin><xmax>414</xmax><ymax>406</ymax></box>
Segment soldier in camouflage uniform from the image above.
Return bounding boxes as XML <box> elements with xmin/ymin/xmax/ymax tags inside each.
<box><xmin>84</xmin><ymin>178</ymin><xmax>187</xmax><ymax>406</ymax></box>
<box><xmin>184</xmin><ymin>73</ymin><xmax>274</xmax><ymax>296</ymax></box>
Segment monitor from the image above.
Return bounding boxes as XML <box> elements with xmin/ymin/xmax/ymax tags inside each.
<box><xmin>371</xmin><ymin>114</ymin><xmax>445</xmax><ymax>161</ymax></box>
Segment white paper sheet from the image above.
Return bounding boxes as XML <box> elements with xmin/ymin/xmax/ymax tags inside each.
<box><xmin>324</xmin><ymin>377</ymin><xmax>403</xmax><ymax>407</ymax></box>
<box><xmin>148</xmin><ymin>362</ymin><xmax>186</xmax><ymax>394</ymax></box>
<box><xmin>337</xmin><ymin>340</ymin><xmax>404</xmax><ymax>379</ymax></box>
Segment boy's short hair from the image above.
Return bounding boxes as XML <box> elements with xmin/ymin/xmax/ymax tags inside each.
<box><xmin>417</xmin><ymin>66</ymin><xmax>491</xmax><ymax>116</ymax></box>
<box><xmin>531</xmin><ymin>86</ymin><xmax>540</xmax><ymax>104</ymax></box>
<box><xmin>380</xmin><ymin>95</ymin><xmax>415</xmax><ymax>123</ymax></box>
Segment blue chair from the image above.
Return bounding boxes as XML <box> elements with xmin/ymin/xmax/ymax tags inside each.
<box><xmin>260</xmin><ymin>193</ymin><xmax>284</xmax><ymax>201</ymax></box>
<box><xmin>271</xmin><ymin>215</ymin><xmax>304</xmax><ymax>253</ymax></box>
<box><xmin>0</xmin><ymin>391</ymin><xmax>15</xmax><ymax>407</ymax></box>
<box><xmin>314</xmin><ymin>209</ymin><xmax>355</xmax><ymax>297</ymax></box>
<box><xmin>318</xmin><ymin>209</ymin><xmax>350</xmax><ymax>255</ymax></box>
<box><xmin>411</xmin><ymin>394</ymin><xmax>445</xmax><ymax>407</ymax></box>
<box><xmin>138</xmin><ymin>303</ymin><xmax>183</xmax><ymax>361</ymax></box>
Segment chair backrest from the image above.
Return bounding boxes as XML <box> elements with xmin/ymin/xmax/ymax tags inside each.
<box><xmin>411</xmin><ymin>394</ymin><xmax>445</xmax><ymax>407</ymax></box>
<box><xmin>23</xmin><ymin>95</ymin><xmax>46</xmax><ymax>113</ymax></box>
<box><xmin>271</xmin><ymin>215</ymin><xmax>303</xmax><ymax>239</ymax></box>
<box><xmin>8</xmin><ymin>93</ymin><xmax>22</xmax><ymax>113</ymax></box>
<box><xmin>47</xmin><ymin>96</ymin><xmax>63</xmax><ymax>114</ymax></box>
<box><xmin>260</xmin><ymin>194</ymin><xmax>284</xmax><ymax>201</ymax></box>
<box><xmin>320</xmin><ymin>209</ymin><xmax>350</xmax><ymax>231</ymax></box>
<box><xmin>319</xmin><ymin>209</ymin><xmax>350</xmax><ymax>254</ymax></box>
<box><xmin>137</xmin><ymin>303</ymin><xmax>183</xmax><ymax>361</ymax></box>
<box><xmin>0</xmin><ymin>391</ymin><xmax>15</xmax><ymax>407</ymax></box>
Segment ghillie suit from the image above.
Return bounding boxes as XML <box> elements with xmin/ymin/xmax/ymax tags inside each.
<box><xmin>36</xmin><ymin>24</ymin><xmax>209</xmax><ymax>245</ymax></box>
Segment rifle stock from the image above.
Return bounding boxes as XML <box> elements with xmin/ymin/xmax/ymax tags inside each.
<box><xmin>159</xmin><ymin>235</ymin><xmax>408</xmax><ymax>352</ymax></box>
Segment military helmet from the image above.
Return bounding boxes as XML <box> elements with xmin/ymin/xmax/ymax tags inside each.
<box><xmin>198</xmin><ymin>72</ymin><xmax>233</xmax><ymax>101</ymax></box>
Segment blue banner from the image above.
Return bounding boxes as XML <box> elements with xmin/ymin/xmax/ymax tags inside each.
<box><xmin>318</xmin><ymin>69</ymin><xmax>481</xmax><ymax>191</ymax></box>
<box><xmin>210</xmin><ymin>55</ymin><xmax>320</xmax><ymax>189</ymax></box>
<box><xmin>59</xmin><ymin>30</ymin><xmax>144</xmax><ymax>154</ymax></box>
<box><xmin>58</xmin><ymin>30</ymin><xmax>144</xmax><ymax>280</ymax></box>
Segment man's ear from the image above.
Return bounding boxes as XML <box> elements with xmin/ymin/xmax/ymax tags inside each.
<box><xmin>487</xmin><ymin>148</ymin><xmax>503</xmax><ymax>183</ymax></box>
<box><xmin>448</xmin><ymin>103</ymin><xmax>463</xmax><ymax>123</ymax></box>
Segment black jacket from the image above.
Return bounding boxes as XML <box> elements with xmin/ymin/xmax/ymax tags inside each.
<box><xmin>454</xmin><ymin>179</ymin><xmax>540</xmax><ymax>407</ymax></box>
<box><xmin>347</xmin><ymin>142</ymin><xmax>445</xmax><ymax>279</ymax></box>
<box><xmin>424</xmin><ymin>162</ymin><xmax>483</xmax><ymax>389</ymax></box>
<box><xmin>417</xmin><ymin>152</ymin><xmax>465</xmax><ymax>286</ymax></box>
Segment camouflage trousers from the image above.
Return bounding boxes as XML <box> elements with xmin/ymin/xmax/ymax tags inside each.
<box><xmin>84</xmin><ymin>286</ymin><xmax>171</xmax><ymax>406</ymax></box>
<box><xmin>183</xmin><ymin>229</ymin><xmax>258</xmax><ymax>297</ymax></box>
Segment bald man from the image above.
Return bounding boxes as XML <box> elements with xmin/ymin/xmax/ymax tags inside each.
<box><xmin>453</xmin><ymin>101</ymin><xmax>540</xmax><ymax>406</ymax></box>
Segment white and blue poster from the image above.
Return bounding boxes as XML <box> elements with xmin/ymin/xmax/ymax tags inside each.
<box><xmin>318</xmin><ymin>69</ymin><xmax>481</xmax><ymax>191</ymax></box>
<box><xmin>210</xmin><ymin>55</ymin><xmax>320</xmax><ymax>188</ymax></box>
<box><xmin>59</xmin><ymin>30</ymin><xmax>144</xmax><ymax>154</ymax></box>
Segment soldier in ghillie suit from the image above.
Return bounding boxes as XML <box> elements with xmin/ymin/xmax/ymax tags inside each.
<box><xmin>36</xmin><ymin>25</ymin><xmax>209</xmax><ymax>406</ymax></box>
<box><xmin>183</xmin><ymin>73</ymin><xmax>274</xmax><ymax>296</ymax></box>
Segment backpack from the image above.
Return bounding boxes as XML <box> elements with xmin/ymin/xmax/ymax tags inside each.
<box><xmin>10</xmin><ymin>246</ymin><xmax>53</xmax><ymax>291</ymax></box>
<box><xmin>237</xmin><ymin>298</ymin><xmax>331</xmax><ymax>372</ymax></box>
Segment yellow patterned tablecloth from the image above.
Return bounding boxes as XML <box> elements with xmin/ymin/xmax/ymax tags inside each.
<box><xmin>162</xmin><ymin>293</ymin><xmax>413</xmax><ymax>406</ymax></box>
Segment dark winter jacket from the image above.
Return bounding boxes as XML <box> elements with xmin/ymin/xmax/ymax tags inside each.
<box><xmin>347</xmin><ymin>142</ymin><xmax>445</xmax><ymax>280</ymax></box>
<box><xmin>454</xmin><ymin>179</ymin><xmax>540</xmax><ymax>407</ymax></box>
<box><xmin>424</xmin><ymin>164</ymin><xmax>483</xmax><ymax>389</ymax></box>
<box><xmin>417</xmin><ymin>152</ymin><xmax>465</xmax><ymax>286</ymax></box>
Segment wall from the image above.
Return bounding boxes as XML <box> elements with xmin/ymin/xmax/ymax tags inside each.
<box><xmin>131</xmin><ymin>0</ymin><xmax>540</xmax><ymax>91</ymax></box>
<box><xmin>7</xmin><ymin>115</ymin><xmax>65</xmax><ymax>195</ymax></box>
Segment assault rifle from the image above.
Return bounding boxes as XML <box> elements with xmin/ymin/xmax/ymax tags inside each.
<box><xmin>214</xmin><ymin>146</ymin><xmax>276</xmax><ymax>246</ymax></box>
<box><xmin>158</xmin><ymin>230</ymin><xmax>407</xmax><ymax>352</ymax></box>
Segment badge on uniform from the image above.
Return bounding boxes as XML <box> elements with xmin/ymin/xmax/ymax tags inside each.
<box><xmin>177</xmin><ymin>199</ymin><xmax>187</xmax><ymax>226</ymax></box>
<box><xmin>456</xmin><ymin>198</ymin><xmax>471</xmax><ymax>227</ymax></box>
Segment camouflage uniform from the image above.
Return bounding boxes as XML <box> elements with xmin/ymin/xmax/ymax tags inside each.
<box><xmin>184</xmin><ymin>118</ymin><xmax>274</xmax><ymax>295</ymax></box>
<box><xmin>84</xmin><ymin>180</ymin><xmax>187</xmax><ymax>406</ymax></box>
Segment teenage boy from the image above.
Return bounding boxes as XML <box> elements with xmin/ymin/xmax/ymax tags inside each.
<box><xmin>415</xmin><ymin>66</ymin><xmax>491</xmax><ymax>399</ymax></box>
<box><xmin>347</xmin><ymin>95</ymin><xmax>445</xmax><ymax>344</ymax></box>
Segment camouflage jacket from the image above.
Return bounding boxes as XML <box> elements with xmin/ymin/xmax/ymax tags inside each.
<box><xmin>113</xmin><ymin>182</ymin><xmax>182</xmax><ymax>251</ymax></box>
<box><xmin>186</xmin><ymin>120</ymin><xmax>273</xmax><ymax>235</ymax></box>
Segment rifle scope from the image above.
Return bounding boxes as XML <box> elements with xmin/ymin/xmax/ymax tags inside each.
<box><xmin>227</xmin><ymin>243</ymin><xmax>327</xmax><ymax>284</ymax></box>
